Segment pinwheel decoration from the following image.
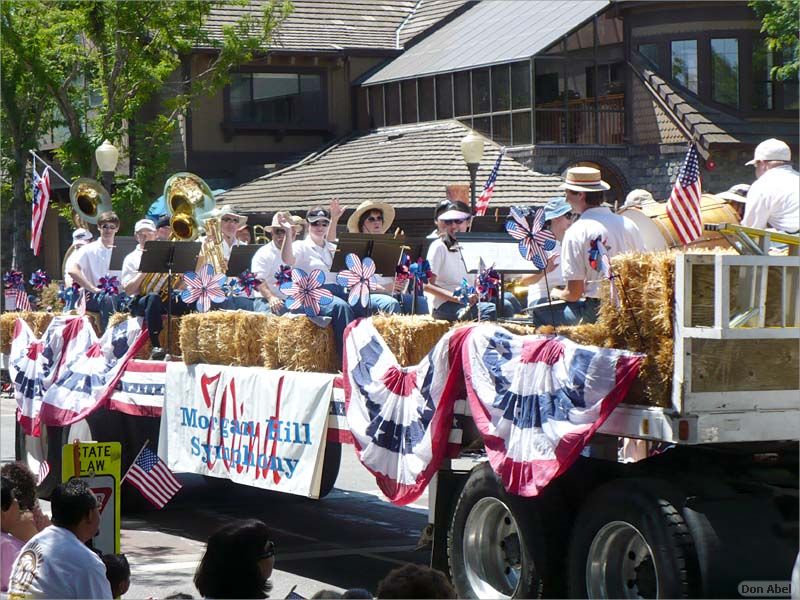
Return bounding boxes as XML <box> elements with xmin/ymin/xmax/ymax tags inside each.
<box><xmin>274</xmin><ymin>264</ymin><xmax>292</xmax><ymax>288</ymax></box>
<box><xmin>3</xmin><ymin>270</ymin><xmax>29</xmax><ymax>311</ymax></box>
<box><xmin>409</xmin><ymin>259</ymin><xmax>433</xmax><ymax>295</ymax></box>
<box><xmin>475</xmin><ymin>260</ymin><xmax>501</xmax><ymax>302</ymax></box>
<box><xmin>236</xmin><ymin>270</ymin><xmax>261</xmax><ymax>298</ymax></box>
<box><xmin>589</xmin><ymin>236</ymin><xmax>618</xmax><ymax>305</ymax></box>
<box><xmin>3</xmin><ymin>270</ymin><xmax>24</xmax><ymax>290</ymax></box>
<box><xmin>98</xmin><ymin>275</ymin><xmax>121</xmax><ymax>296</ymax></box>
<box><xmin>281</xmin><ymin>268</ymin><xmax>333</xmax><ymax>316</ymax></box>
<box><xmin>29</xmin><ymin>270</ymin><xmax>50</xmax><ymax>290</ymax></box>
<box><xmin>395</xmin><ymin>254</ymin><xmax>412</xmax><ymax>284</ymax></box>
<box><xmin>453</xmin><ymin>278</ymin><xmax>475</xmax><ymax>305</ymax></box>
<box><xmin>336</xmin><ymin>253</ymin><xmax>376</xmax><ymax>308</ymax></box>
<box><xmin>505</xmin><ymin>206</ymin><xmax>556</xmax><ymax>269</ymax></box>
<box><xmin>181</xmin><ymin>264</ymin><xmax>227</xmax><ymax>312</ymax></box>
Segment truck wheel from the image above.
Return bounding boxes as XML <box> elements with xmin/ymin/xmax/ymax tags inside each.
<box><xmin>447</xmin><ymin>463</ymin><xmax>563</xmax><ymax>599</ymax></box>
<box><xmin>318</xmin><ymin>441</ymin><xmax>341</xmax><ymax>499</ymax></box>
<box><xmin>567</xmin><ymin>478</ymin><xmax>699</xmax><ymax>599</ymax></box>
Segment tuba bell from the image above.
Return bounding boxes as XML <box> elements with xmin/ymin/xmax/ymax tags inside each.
<box><xmin>164</xmin><ymin>172</ymin><xmax>215</xmax><ymax>241</ymax></box>
<box><xmin>69</xmin><ymin>178</ymin><xmax>112</xmax><ymax>224</ymax></box>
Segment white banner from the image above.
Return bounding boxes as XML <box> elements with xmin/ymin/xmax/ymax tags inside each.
<box><xmin>159</xmin><ymin>364</ymin><xmax>335</xmax><ymax>498</ymax></box>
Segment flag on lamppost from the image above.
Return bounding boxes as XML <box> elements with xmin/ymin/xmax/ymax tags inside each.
<box><xmin>31</xmin><ymin>165</ymin><xmax>51</xmax><ymax>256</ymax></box>
<box><xmin>474</xmin><ymin>149</ymin><xmax>505</xmax><ymax>216</ymax></box>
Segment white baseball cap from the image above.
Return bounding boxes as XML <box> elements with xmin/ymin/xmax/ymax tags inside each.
<box><xmin>134</xmin><ymin>218</ymin><xmax>157</xmax><ymax>233</ymax></box>
<box><xmin>72</xmin><ymin>228</ymin><xmax>92</xmax><ymax>243</ymax></box>
<box><xmin>745</xmin><ymin>138</ymin><xmax>791</xmax><ymax>165</ymax></box>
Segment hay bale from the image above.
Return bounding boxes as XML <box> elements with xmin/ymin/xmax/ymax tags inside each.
<box><xmin>181</xmin><ymin>311</ymin><xmax>270</xmax><ymax>366</ymax></box>
<box><xmin>38</xmin><ymin>283</ymin><xmax>64</xmax><ymax>313</ymax></box>
<box><xmin>556</xmin><ymin>323</ymin><xmax>611</xmax><ymax>347</ymax></box>
<box><xmin>262</xmin><ymin>316</ymin><xmax>338</xmax><ymax>373</ymax></box>
<box><xmin>372</xmin><ymin>315</ymin><xmax>453</xmax><ymax>366</ymax></box>
<box><xmin>108</xmin><ymin>313</ymin><xmax>182</xmax><ymax>359</ymax></box>
<box><xmin>0</xmin><ymin>312</ymin><xmax>55</xmax><ymax>354</ymax></box>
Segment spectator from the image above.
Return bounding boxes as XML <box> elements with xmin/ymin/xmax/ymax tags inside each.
<box><xmin>194</xmin><ymin>519</ymin><xmax>274</xmax><ymax>599</ymax></box>
<box><xmin>102</xmin><ymin>553</ymin><xmax>130</xmax><ymax>598</ymax></box>
<box><xmin>0</xmin><ymin>462</ymin><xmax>50</xmax><ymax>540</ymax></box>
<box><xmin>311</xmin><ymin>590</ymin><xmax>343</xmax><ymax>599</ymax></box>
<box><xmin>376</xmin><ymin>563</ymin><xmax>455</xmax><ymax>599</ymax></box>
<box><xmin>1</xmin><ymin>476</ymin><xmax>25</xmax><ymax>592</ymax></box>
<box><xmin>341</xmin><ymin>588</ymin><xmax>373</xmax><ymax>599</ymax></box>
<box><xmin>7</xmin><ymin>479</ymin><xmax>112</xmax><ymax>598</ymax></box>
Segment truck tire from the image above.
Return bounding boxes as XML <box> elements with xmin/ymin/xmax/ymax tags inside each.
<box><xmin>318</xmin><ymin>441</ymin><xmax>341</xmax><ymax>499</ymax></box>
<box><xmin>567</xmin><ymin>478</ymin><xmax>700</xmax><ymax>599</ymax></box>
<box><xmin>447</xmin><ymin>462</ymin><xmax>564</xmax><ymax>599</ymax></box>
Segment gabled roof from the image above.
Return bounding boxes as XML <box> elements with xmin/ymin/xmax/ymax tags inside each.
<box><xmin>219</xmin><ymin>120</ymin><xmax>563</xmax><ymax>215</ymax></box>
<box><xmin>633</xmin><ymin>58</ymin><xmax>800</xmax><ymax>155</ymax></box>
<box><xmin>363</xmin><ymin>0</ymin><xmax>609</xmax><ymax>84</ymax></box>
<box><xmin>200</xmin><ymin>0</ymin><xmax>470</xmax><ymax>53</ymax></box>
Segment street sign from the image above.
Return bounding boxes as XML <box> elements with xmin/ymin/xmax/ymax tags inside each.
<box><xmin>62</xmin><ymin>441</ymin><xmax>121</xmax><ymax>555</ymax></box>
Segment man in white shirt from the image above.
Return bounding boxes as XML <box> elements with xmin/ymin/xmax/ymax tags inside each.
<box><xmin>742</xmin><ymin>138</ymin><xmax>800</xmax><ymax>233</ymax></box>
<box><xmin>7</xmin><ymin>479</ymin><xmax>112</xmax><ymax>599</ymax></box>
<box><xmin>219</xmin><ymin>207</ymin><xmax>248</xmax><ymax>261</ymax></box>
<box><xmin>552</xmin><ymin>167</ymin><xmax>645</xmax><ymax>325</ymax></box>
<box><xmin>251</xmin><ymin>211</ymin><xmax>297</xmax><ymax>315</ymax></box>
<box><xmin>62</xmin><ymin>228</ymin><xmax>92</xmax><ymax>311</ymax></box>
<box><xmin>67</xmin><ymin>211</ymin><xmax>124</xmax><ymax>330</ymax></box>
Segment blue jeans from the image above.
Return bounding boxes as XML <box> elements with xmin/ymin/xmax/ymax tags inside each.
<box><xmin>86</xmin><ymin>293</ymin><xmax>124</xmax><ymax>331</ymax></box>
<box><xmin>398</xmin><ymin>293</ymin><xmax>429</xmax><ymax>315</ymax></box>
<box><xmin>129</xmin><ymin>293</ymin><xmax>189</xmax><ymax>347</ymax></box>
<box><xmin>433</xmin><ymin>300</ymin><xmax>497</xmax><ymax>322</ymax></box>
<box><xmin>531</xmin><ymin>297</ymin><xmax>600</xmax><ymax>327</ymax></box>
<box><xmin>215</xmin><ymin>296</ymin><xmax>255</xmax><ymax>311</ymax></box>
<box><xmin>501</xmin><ymin>292</ymin><xmax>523</xmax><ymax>317</ymax></box>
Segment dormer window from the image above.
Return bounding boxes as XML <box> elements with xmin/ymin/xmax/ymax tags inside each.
<box><xmin>711</xmin><ymin>38</ymin><xmax>739</xmax><ymax>109</ymax></box>
<box><xmin>671</xmin><ymin>40</ymin><xmax>698</xmax><ymax>93</ymax></box>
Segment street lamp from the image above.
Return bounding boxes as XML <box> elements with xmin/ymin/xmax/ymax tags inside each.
<box><xmin>95</xmin><ymin>139</ymin><xmax>119</xmax><ymax>193</ymax></box>
<box><xmin>460</xmin><ymin>131</ymin><xmax>484</xmax><ymax>213</ymax></box>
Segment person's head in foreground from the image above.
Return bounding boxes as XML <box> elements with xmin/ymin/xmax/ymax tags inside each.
<box><xmin>51</xmin><ymin>479</ymin><xmax>101</xmax><ymax>543</ymax></box>
<box><xmin>376</xmin><ymin>563</ymin><xmax>456</xmax><ymax>599</ymax></box>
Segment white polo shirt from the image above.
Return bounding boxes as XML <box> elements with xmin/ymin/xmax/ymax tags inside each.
<box><xmin>742</xmin><ymin>165</ymin><xmax>800</xmax><ymax>233</ymax></box>
<box><xmin>72</xmin><ymin>239</ymin><xmax>120</xmax><ymax>287</ymax></box>
<box><xmin>293</xmin><ymin>238</ymin><xmax>337</xmax><ymax>284</ymax></box>
<box><xmin>121</xmin><ymin>246</ymin><xmax>143</xmax><ymax>288</ymax></box>
<box><xmin>426</xmin><ymin>237</ymin><xmax>469</xmax><ymax>309</ymax></box>
<box><xmin>251</xmin><ymin>242</ymin><xmax>287</xmax><ymax>299</ymax></box>
<box><xmin>527</xmin><ymin>242</ymin><xmax>565</xmax><ymax>305</ymax></box>
<box><xmin>561</xmin><ymin>207</ymin><xmax>645</xmax><ymax>298</ymax></box>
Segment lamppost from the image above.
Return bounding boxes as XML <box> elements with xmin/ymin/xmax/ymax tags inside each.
<box><xmin>95</xmin><ymin>139</ymin><xmax>119</xmax><ymax>194</ymax></box>
<box><xmin>460</xmin><ymin>131</ymin><xmax>484</xmax><ymax>214</ymax></box>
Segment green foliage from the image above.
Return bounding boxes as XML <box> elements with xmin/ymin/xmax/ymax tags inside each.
<box><xmin>750</xmin><ymin>0</ymin><xmax>799</xmax><ymax>80</ymax></box>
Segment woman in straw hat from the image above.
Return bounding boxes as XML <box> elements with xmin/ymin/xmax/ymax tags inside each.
<box><xmin>347</xmin><ymin>200</ymin><xmax>427</xmax><ymax>314</ymax></box>
<box><xmin>549</xmin><ymin>166</ymin><xmax>645</xmax><ymax>325</ymax></box>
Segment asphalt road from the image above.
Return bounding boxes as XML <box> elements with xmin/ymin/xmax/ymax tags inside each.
<box><xmin>1</xmin><ymin>394</ymin><xmax>432</xmax><ymax>599</ymax></box>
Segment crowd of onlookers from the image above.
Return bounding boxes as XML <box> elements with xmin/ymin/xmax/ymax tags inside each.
<box><xmin>1</xmin><ymin>462</ymin><xmax>456</xmax><ymax>599</ymax></box>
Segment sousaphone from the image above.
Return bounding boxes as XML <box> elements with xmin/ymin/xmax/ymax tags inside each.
<box><xmin>69</xmin><ymin>178</ymin><xmax>112</xmax><ymax>224</ymax></box>
<box><xmin>164</xmin><ymin>172</ymin><xmax>216</xmax><ymax>241</ymax></box>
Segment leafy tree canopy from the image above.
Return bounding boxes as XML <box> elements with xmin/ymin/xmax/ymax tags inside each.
<box><xmin>750</xmin><ymin>0</ymin><xmax>799</xmax><ymax>80</ymax></box>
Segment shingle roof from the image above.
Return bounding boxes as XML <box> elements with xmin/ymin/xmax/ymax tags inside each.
<box><xmin>363</xmin><ymin>0</ymin><xmax>609</xmax><ymax>84</ymax></box>
<box><xmin>219</xmin><ymin>120</ymin><xmax>563</xmax><ymax>215</ymax></box>
<box><xmin>634</xmin><ymin>58</ymin><xmax>799</xmax><ymax>154</ymax></box>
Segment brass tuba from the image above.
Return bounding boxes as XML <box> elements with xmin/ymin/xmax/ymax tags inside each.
<box><xmin>69</xmin><ymin>178</ymin><xmax>112</xmax><ymax>224</ymax></box>
<box><xmin>164</xmin><ymin>172</ymin><xmax>215</xmax><ymax>241</ymax></box>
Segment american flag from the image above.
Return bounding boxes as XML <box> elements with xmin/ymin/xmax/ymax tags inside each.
<box><xmin>14</xmin><ymin>288</ymin><xmax>32</xmax><ymax>312</ymax></box>
<box><xmin>124</xmin><ymin>446</ymin><xmax>181</xmax><ymax>508</ymax></box>
<box><xmin>31</xmin><ymin>166</ymin><xmax>51</xmax><ymax>256</ymax></box>
<box><xmin>667</xmin><ymin>144</ymin><xmax>703</xmax><ymax>245</ymax></box>
<box><xmin>36</xmin><ymin>460</ymin><xmax>50</xmax><ymax>485</ymax></box>
<box><xmin>474</xmin><ymin>149</ymin><xmax>505</xmax><ymax>216</ymax></box>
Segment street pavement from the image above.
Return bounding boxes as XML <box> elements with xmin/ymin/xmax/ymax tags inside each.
<box><xmin>0</xmin><ymin>393</ymin><xmax>432</xmax><ymax>599</ymax></box>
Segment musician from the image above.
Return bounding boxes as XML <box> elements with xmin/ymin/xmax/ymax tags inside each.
<box><xmin>236</xmin><ymin>225</ymin><xmax>252</xmax><ymax>244</ymax></box>
<box><xmin>62</xmin><ymin>228</ymin><xmax>92</xmax><ymax>311</ymax></box>
<box><xmin>67</xmin><ymin>211</ymin><xmax>124</xmax><ymax>330</ymax></box>
<box><xmin>121</xmin><ymin>219</ymin><xmax>187</xmax><ymax>360</ymax></box>
<box><xmin>552</xmin><ymin>166</ymin><xmax>645</xmax><ymax>325</ymax></box>
<box><xmin>251</xmin><ymin>211</ymin><xmax>298</xmax><ymax>315</ymax></box>
<box><xmin>218</xmin><ymin>207</ymin><xmax>248</xmax><ymax>260</ymax></box>
<box><xmin>346</xmin><ymin>200</ymin><xmax>415</xmax><ymax>313</ymax></box>
<box><xmin>155</xmin><ymin>215</ymin><xmax>172</xmax><ymax>240</ymax></box>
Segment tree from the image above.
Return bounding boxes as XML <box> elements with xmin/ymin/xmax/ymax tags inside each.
<box><xmin>1</xmin><ymin>0</ymin><xmax>292</xmax><ymax>266</ymax></box>
<box><xmin>750</xmin><ymin>0</ymin><xmax>799</xmax><ymax>80</ymax></box>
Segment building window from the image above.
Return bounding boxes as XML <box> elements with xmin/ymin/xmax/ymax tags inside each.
<box><xmin>472</xmin><ymin>68</ymin><xmax>491</xmax><ymax>114</ymax></box>
<box><xmin>368</xmin><ymin>86</ymin><xmax>384</xmax><ymax>128</ymax></box>
<box><xmin>671</xmin><ymin>40</ymin><xmax>698</xmax><ymax>93</ymax></box>
<box><xmin>418</xmin><ymin>77</ymin><xmax>435</xmax><ymax>121</ymax></box>
<box><xmin>229</xmin><ymin>72</ymin><xmax>325</xmax><ymax>125</ymax></box>
<box><xmin>511</xmin><ymin>61</ymin><xmax>531</xmax><ymax>109</ymax></box>
<box><xmin>492</xmin><ymin>65</ymin><xmax>510</xmax><ymax>112</ymax></box>
<box><xmin>401</xmin><ymin>80</ymin><xmax>417</xmax><ymax>123</ymax></box>
<box><xmin>436</xmin><ymin>74</ymin><xmax>453</xmax><ymax>118</ymax></box>
<box><xmin>454</xmin><ymin>71</ymin><xmax>471</xmax><ymax>116</ymax></box>
<box><xmin>385</xmin><ymin>82</ymin><xmax>401</xmax><ymax>125</ymax></box>
<box><xmin>639</xmin><ymin>43</ymin><xmax>659</xmax><ymax>68</ymax></box>
<box><xmin>711</xmin><ymin>38</ymin><xmax>739</xmax><ymax>108</ymax></box>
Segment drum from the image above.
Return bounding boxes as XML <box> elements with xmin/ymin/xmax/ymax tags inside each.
<box><xmin>619</xmin><ymin>194</ymin><xmax>740</xmax><ymax>251</ymax></box>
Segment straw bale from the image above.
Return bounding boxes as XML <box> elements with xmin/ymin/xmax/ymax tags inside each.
<box><xmin>371</xmin><ymin>315</ymin><xmax>453</xmax><ymax>366</ymax></box>
<box><xmin>0</xmin><ymin>312</ymin><xmax>55</xmax><ymax>354</ymax></box>
<box><xmin>181</xmin><ymin>311</ymin><xmax>270</xmax><ymax>366</ymax></box>
<box><xmin>499</xmin><ymin>322</ymin><xmax>541</xmax><ymax>337</ymax></box>
<box><xmin>556</xmin><ymin>323</ymin><xmax>611</xmax><ymax>347</ymax></box>
<box><xmin>38</xmin><ymin>283</ymin><xmax>64</xmax><ymax>313</ymax></box>
<box><xmin>262</xmin><ymin>316</ymin><xmax>338</xmax><ymax>373</ymax></box>
<box><xmin>108</xmin><ymin>313</ymin><xmax>182</xmax><ymax>359</ymax></box>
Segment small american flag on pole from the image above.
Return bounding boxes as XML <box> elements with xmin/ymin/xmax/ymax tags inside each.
<box><xmin>666</xmin><ymin>144</ymin><xmax>703</xmax><ymax>245</ymax></box>
<box><xmin>31</xmin><ymin>165</ymin><xmax>51</xmax><ymax>256</ymax></box>
<box><xmin>474</xmin><ymin>149</ymin><xmax>505</xmax><ymax>216</ymax></box>
<box><xmin>123</xmin><ymin>446</ymin><xmax>181</xmax><ymax>508</ymax></box>
<box><xmin>14</xmin><ymin>288</ymin><xmax>32</xmax><ymax>312</ymax></box>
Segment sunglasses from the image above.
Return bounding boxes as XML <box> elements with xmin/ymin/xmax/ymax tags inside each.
<box><xmin>260</xmin><ymin>540</ymin><xmax>276</xmax><ymax>560</ymax></box>
<box><xmin>272</xmin><ymin>228</ymin><xmax>286</xmax><ymax>235</ymax></box>
<box><xmin>365</xmin><ymin>215</ymin><xmax>383</xmax><ymax>222</ymax></box>
<box><xmin>442</xmin><ymin>219</ymin><xmax>466</xmax><ymax>225</ymax></box>
<box><xmin>99</xmin><ymin>224</ymin><xmax>118</xmax><ymax>230</ymax></box>
<box><xmin>310</xmin><ymin>221</ymin><xmax>330</xmax><ymax>227</ymax></box>
<box><xmin>221</xmin><ymin>217</ymin><xmax>239</xmax><ymax>223</ymax></box>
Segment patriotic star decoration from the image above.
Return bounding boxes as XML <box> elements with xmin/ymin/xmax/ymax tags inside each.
<box><xmin>475</xmin><ymin>260</ymin><xmax>500</xmax><ymax>302</ymax></box>
<box><xmin>505</xmin><ymin>206</ymin><xmax>556</xmax><ymax>269</ymax></box>
<box><xmin>281</xmin><ymin>268</ymin><xmax>333</xmax><ymax>316</ymax></box>
<box><xmin>274</xmin><ymin>264</ymin><xmax>292</xmax><ymax>287</ymax></box>
<box><xmin>29</xmin><ymin>270</ymin><xmax>50</xmax><ymax>290</ymax></box>
<box><xmin>336</xmin><ymin>254</ymin><xmax>376</xmax><ymax>308</ymax></box>
<box><xmin>3</xmin><ymin>270</ymin><xmax>24</xmax><ymax>290</ymax></box>
<box><xmin>181</xmin><ymin>264</ymin><xmax>227</xmax><ymax>312</ymax></box>
<box><xmin>98</xmin><ymin>275</ymin><xmax>121</xmax><ymax>296</ymax></box>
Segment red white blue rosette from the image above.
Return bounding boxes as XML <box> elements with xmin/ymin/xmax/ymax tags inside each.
<box><xmin>336</xmin><ymin>254</ymin><xmax>376</xmax><ymax>308</ymax></box>
<box><xmin>181</xmin><ymin>264</ymin><xmax>227</xmax><ymax>312</ymax></box>
<box><xmin>281</xmin><ymin>268</ymin><xmax>333</xmax><ymax>316</ymax></box>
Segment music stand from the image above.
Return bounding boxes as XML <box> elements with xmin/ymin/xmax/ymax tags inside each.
<box><xmin>109</xmin><ymin>237</ymin><xmax>137</xmax><ymax>271</ymax></box>
<box><xmin>226</xmin><ymin>245</ymin><xmax>265</xmax><ymax>276</ymax></box>
<box><xmin>139</xmin><ymin>241</ymin><xmax>201</xmax><ymax>357</ymax></box>
<box><xmin>469</xmin><ymin>214</ymin><xmax>508</xmax><ymax>233</ymax></box>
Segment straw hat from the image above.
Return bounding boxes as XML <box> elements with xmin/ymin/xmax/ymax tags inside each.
<box><xmin>559</xmin><ymin>166</ymin><xmax>611</xmax><ymax>193</ymax></box>
<box><xmin>346</xmin><ymin>200</ymin><xmax>396</xmax><ymax>233</ymax></box>
<box><xmin>211</xmin><ymin>204</ymin><xmax>248</xmax><ymax>226</ymax></box>
<box><xmin>716</xmin><ymin>183</ymin><xmax>750</xmax><ymax>204</ymax></box>
<box><xmin>265</xmin><ymin>211</ymin><xmax>301</xmax><ymax>232</ymax></box>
